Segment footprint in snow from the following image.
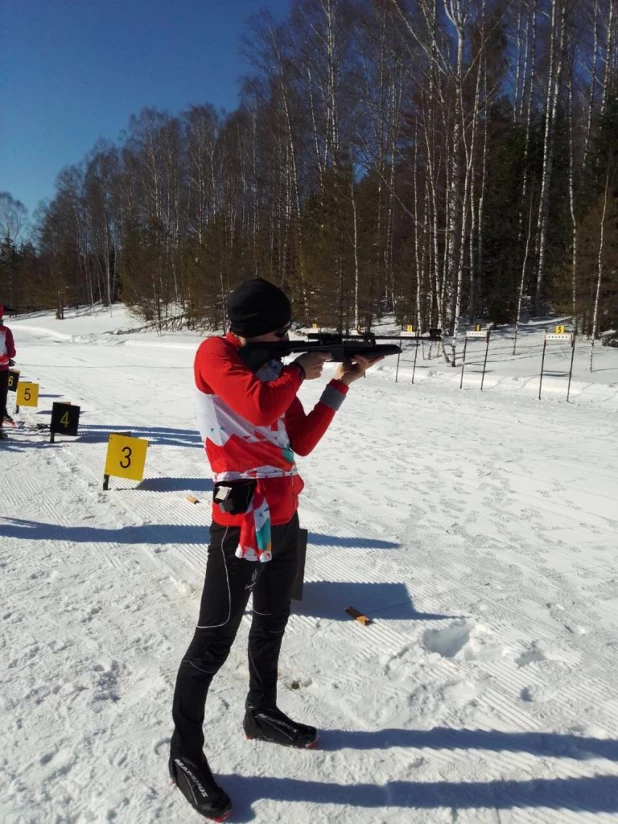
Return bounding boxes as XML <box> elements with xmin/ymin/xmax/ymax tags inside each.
<box><xmin>422</xmin><ymin>619</ymin><xmax>506</xmax><ymax>663</ymax></box>
<box><xmin>515</xmin><ymin>643</ymin><xmax>547</xmax><ymax>667</ymax></box>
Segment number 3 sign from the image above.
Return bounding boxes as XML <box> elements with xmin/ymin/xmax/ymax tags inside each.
<box><xmin>104</xmin><ymin>433</ymin><xmax>149</xmax><ymax>488</ymax></box>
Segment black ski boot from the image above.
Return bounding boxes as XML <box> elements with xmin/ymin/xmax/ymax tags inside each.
<box><xmin>169</xmin><ymin>750</ymin><xmax>232</xmax><ymax>822</ymax></box>
<box><xmin>243</xmin><ymin>705</ymin><xmax>318</xmax><ymax>748</ymax></box>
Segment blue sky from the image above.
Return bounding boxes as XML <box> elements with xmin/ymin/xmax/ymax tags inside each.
<box><xmin>0</xmin><ymin>0</ymin><xmax>290</xmax><ymax>219</ymax></box>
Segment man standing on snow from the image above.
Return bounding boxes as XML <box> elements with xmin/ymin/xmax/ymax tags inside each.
<box><xmin>169</xmin><ymin>278</ymin><xmax>381</xmax><ymax>821</ymax></box>
<box><xmin>0</xmin><ymin>305</ymin><xmax>16</xmax><ymax>440</ymax></box>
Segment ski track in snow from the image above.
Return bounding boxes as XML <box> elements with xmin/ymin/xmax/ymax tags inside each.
<box><xmin>1</xmin><ymin>313</ymin><xmax>618</xmax><ymax>823</ymax></box>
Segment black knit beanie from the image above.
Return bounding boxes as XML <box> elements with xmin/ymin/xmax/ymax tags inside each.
<box><xmin>227</xmin><ymin>278</ymin><xmax>292</xmax><ymax>337</ymax></box>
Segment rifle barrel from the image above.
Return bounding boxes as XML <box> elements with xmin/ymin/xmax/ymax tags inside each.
<box><xmin>306</xmin><ymin>332</ymin><xmax>442</xmax><ymax>343</ymax></box>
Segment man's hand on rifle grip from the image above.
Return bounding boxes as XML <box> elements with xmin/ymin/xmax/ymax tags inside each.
<box><xmin>334</xmin><ymin>354</ymin><xmax>383</xmax><ymax>386</ymax></box>
<box><xmin>293</xmin><ymin>351</ymin><xmax>332</xmax><ymax>380</ymax></box>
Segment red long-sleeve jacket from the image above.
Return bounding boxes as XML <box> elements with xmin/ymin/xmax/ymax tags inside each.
<box><xmin>195</xmin><ymin>332</ymin><xmax>348</xmax><ymax>526</ymax></box>
<box><xmin>0</xmin><ymin>325</ymin><xmax>16</xmax><ymax>370</ymax></box>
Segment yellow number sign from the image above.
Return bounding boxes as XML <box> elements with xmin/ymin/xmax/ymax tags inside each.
<box><xmin>16</xmin><ymin>382</ymin><xmax>39</xmax><ymax>407</ymax></box>
<box><xmin>104</xmin><ymin>434</ymin><xmax>149</xmax><ymax>482</ymax></box>
<box><xmin>312</xmin><ymin>323</ymin><xmax>318</xmax><ymax>329</ymax></box>
<box><xmin>555</xmin><ymin>325</ymin><xmax>565</xmax><ymax>334</ymax></box>
<box><xmin>406</xmin><ymin>325</ymin><xmax>414</xmax><ymax>333</ymax></box>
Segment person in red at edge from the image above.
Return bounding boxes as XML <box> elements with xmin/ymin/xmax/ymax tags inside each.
<box><xmin>0</xmin><ymin>305</ymin><xmax>16</xmax><ymax>440</ymax></box>
<box><xmin>169</xmin><ymin>279</ymin><xmax>382</xmax><ymax>821</ymax></box>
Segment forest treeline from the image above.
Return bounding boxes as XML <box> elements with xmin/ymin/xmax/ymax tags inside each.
<box><xmin>2</xmin><ymin>0</ymin><xmax>618</xmax><ymax>362</ymax></box>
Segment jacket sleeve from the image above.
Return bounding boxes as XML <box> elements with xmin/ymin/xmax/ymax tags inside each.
<box><xmin>6</xmin><ymin>329</ymin><xmax>15</xmax><ymax>358</ymax></box>
<box><xmin>284</xmin><ymin>379</ymin><xmax>348</xmax><ymax>456</ymax></box>
<box><xmin>196</xmin><ymin>337</ymin><xmax>304</xmax><ymax>427</ymax></box>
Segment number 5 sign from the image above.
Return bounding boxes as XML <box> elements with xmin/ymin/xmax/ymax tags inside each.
<box><xmin>16</xmin><ymin>382</ymin><xmax>39</xmax><ymax>409</ymax></box>
<box><xmin>103</xmin><ymin>434</ymin><xmax>148</xmax><ymax>490</ymax></box>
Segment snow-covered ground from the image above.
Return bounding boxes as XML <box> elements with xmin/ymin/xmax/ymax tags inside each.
<box><xmin>1</xmin><ymin>306</ymin><xmax>618</xmax><ymax>823</ymax></box>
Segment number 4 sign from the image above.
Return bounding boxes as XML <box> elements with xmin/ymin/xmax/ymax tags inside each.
<box><xmin>50</xmin><ymin>402</ymin><xmax>81</xmax><ymax>442</ymax></box>
<box><xmin>103</xmin><ymin>433</ymin><xmax>149</xmax><ymax>490</ymax></box>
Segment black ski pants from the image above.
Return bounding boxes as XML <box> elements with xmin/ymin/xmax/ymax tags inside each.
<box><xmin>0</xmin><ymin>370</ymin><xmax>8</xmax><ymax>426</ymax></box>
<box><xmin>171</xmin><ymin>512</ymin><xmax>300</xmax><ymax>754</ymax></box>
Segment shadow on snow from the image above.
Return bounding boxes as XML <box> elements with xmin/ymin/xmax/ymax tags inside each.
<box><xmin>0</xmin><ymin>517</ymin><xmax>210</xmax><ymax>547</ymax></box>
<box><xmin>216</xmin><ymin>773</ymin><xmax>618</xmax><ymax>820</ymax></box>
<box><xmin>319</xmin><ymin>726</ymin><xmax>618</xmax><ymax>761</ymax></box>
<box><xmin>0</xmin><ymin>518</ymin><xmax>394</xmax><ymax>556</ymax></box>
<box><xmin>135</xmin><ymin>477</ymin><xmax>213</xmax><ymax>493</ymax></box>
<box><xmin>74</xmin><ymin>423</ymin><xmax>202</xmax><ymax>448</ymax></box>
<box><xmin>292</xmin><ymin>580</ymin><xmax>455</xmax><ymax>621</ymax></box>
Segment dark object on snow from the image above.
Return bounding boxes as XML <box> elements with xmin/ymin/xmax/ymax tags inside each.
<box><xmin>244</xmin><ymin>705</ymin><xmax>318</xmax><ymax>748</ymax></box>
<box><xmin>168</xmin><ymin>747</ymin><xmax>232</xmax><ymax>821</ymax></box>
<box><xmin>345</xmin><ymin>605</ymin><xmax>372</xmax><ymax>625</ymax></box>
<box><xmin>50</xmin><ymin>402</ymin><xmax>80</xmax><ymax>439</ymax></box>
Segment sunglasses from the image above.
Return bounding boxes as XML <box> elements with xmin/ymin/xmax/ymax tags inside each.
<box><xmin>274</xmin><ymin>322</ymin><xmax>292</xmax><ymax>338</ymax></box>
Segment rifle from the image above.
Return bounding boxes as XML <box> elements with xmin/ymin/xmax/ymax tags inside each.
<box><xmin>238</xmin><ymin>330</ymin><xmax>442</xmax><ymax>372</ymax></box>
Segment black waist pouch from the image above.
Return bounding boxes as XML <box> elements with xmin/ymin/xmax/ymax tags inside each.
<box><xmin>213</xmin><ymin>479</ymin><xmax>257</xmax><ymax>515</ymax></box>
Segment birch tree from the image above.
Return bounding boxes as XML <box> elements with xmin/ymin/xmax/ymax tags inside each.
<box><xmin>534</xmin><ymin>0</ymin><xmax>567</xmax><ymax>314</ymax></box>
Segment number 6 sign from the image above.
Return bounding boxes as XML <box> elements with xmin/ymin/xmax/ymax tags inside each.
<box><xmin>104</xmin><ymin>433</ymin><xmax>149</xmax><ymax>489</ymax></box>
<box><xmin>8</xmin><ymin>369</ymin><xmax>20</xmax><ymax>392</ymax></box>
